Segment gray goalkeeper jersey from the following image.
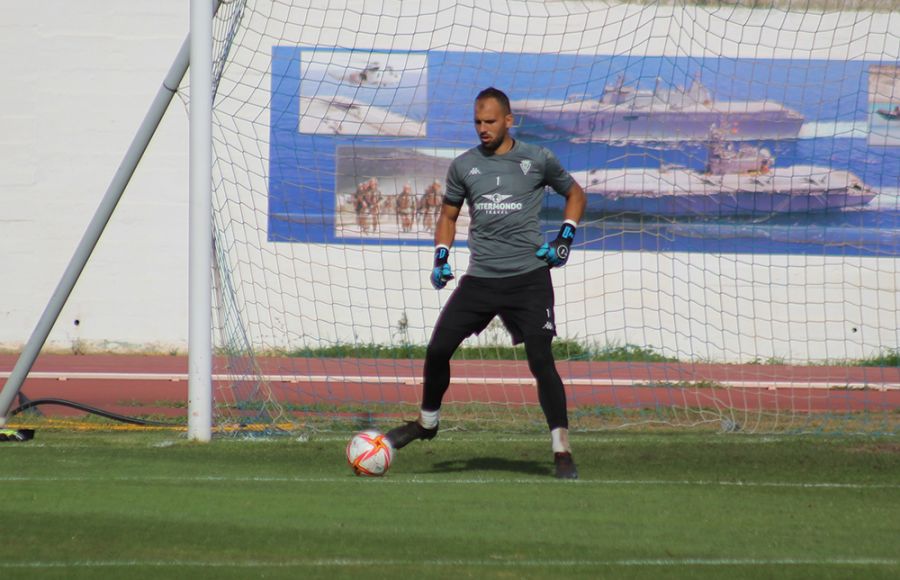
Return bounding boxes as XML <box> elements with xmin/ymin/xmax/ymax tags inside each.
<box><xmin>444</xmin><ymin>140</ymin><xmax>575</xmax><ymax>278</ymax></box>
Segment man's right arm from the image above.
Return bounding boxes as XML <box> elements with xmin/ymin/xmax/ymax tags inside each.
<box><xmin>434</xmin><ymin>202</ymin><xmax>461</xmax><ymax>248</ymax></box>
<box><xmin>431</xmin><ymin>202</ymin><xmax>461</xmax><ymax>289</ymax></box>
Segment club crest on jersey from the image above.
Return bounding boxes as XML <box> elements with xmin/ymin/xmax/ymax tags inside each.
<box><xmin>519</xmin><ymin>160</ymin><xmax>532</xmax><ymax>175</ymax></box>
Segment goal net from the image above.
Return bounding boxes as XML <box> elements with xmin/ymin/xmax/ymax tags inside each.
<box><xmin>197</xmin><ymin>0</ymin><xmax>900</xmax><ymax>435</ymax></box>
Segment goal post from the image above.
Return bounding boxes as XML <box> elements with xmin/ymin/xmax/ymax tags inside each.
<box><xmin>188</xmin><ymin>0</ymin><xmax>215</xmax><ymax>442</ymax></box>
<box><xmin>200</xmin><ymin>0</ymin><xmax>899</xmax><ymax>436</ymax></box>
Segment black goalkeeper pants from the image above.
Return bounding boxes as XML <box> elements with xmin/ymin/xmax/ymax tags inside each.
<box><xmin>421</xmin><ymin>269</ymin><xmax>569</xmax><ymax>430</ymax></box>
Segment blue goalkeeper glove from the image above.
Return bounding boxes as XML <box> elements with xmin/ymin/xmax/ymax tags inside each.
<box><xmin>430</xmin><ymin>245</ymin><xmax>454</xmax><ymax>289</ymax></box>
<box><xmin>536</xmin><ymin>221</ymin><xmax>577</xmax><ymax>268</ymax></box>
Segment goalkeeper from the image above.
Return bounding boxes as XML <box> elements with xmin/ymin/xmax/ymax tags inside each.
<box><xmin>386</xmin><ymin>87</ymin><xmax>586</xmax><ymax>479</ymax></box>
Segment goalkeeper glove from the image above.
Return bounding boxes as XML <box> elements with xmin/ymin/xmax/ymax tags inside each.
<box><xmin>431</xmin><ymin>245</ymin><xmax>454</xmax><ymax>289</ymax></box>
<box><xmin>536</xmin><ymin>221</ymin><xmax>577</xmax><ymax>268</ymax></box>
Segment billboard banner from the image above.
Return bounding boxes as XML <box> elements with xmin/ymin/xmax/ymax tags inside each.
<box><xmin>270</xmin><ymin>47</ymin><xmax>900</xmax><ymax>255</ymax></box>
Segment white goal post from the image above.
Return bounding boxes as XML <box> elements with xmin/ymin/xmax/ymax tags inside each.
<box><xmin>189</xmin><ymin>0</ymin><xmax>215</xmax><ymax>442</ymax></box>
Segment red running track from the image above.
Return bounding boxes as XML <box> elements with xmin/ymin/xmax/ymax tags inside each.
<box><xmin>1</xmin><ymin>354</ymin><xmax>898</xmax><ymax>419</ymax></box>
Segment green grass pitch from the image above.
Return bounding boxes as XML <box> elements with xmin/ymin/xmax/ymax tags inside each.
<box><xmin>1</xmin><ymin>430</ymin><xmax>898</xmax><ymax>579</ymax></box>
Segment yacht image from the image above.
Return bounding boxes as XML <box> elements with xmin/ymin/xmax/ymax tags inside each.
<box><xmin>299</xmin><ymin>95</ymin><xmax>425</xmax><ymax>137</ymax></box>
<box><xmin>569</xmin><ymin>131</ymin><xmax>875</xmax><ymax>217</ymax></box>
<box><xmin>513</xmin><ymin>75</ymin><xmax>804</xmax><ymax>142</ymax></box>
<box><xmin>876</xmin><ymin>105</ymin><xmax>900</xmax><ymax>121</ymax></box>
<box><xmin>328</xmin><ymin>61</ymin><xmax>402</xmax><ymax>88</ymax></box>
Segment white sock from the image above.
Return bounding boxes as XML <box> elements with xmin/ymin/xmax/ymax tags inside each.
<box><xmin>419</xmin><ymin>409</ymin><xmax>440</xmax><ymax>429</ymax></box>
<box><xmin>551</xmin><ymin>427</ymin><xmax>570</xmax><ymax>453</ymax></box>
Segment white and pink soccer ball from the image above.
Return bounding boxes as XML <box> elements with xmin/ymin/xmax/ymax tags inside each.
<box><xmin>346</xmin><ymin>430</ymin><xmax>394</xmax><ymax>476</ymax></box>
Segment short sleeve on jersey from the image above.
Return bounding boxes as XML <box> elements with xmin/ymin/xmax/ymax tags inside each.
<box><xmin>443</xmin><ymin>159</ymin><xmax>466</xmax><ymax>207</ymax></box>
<box><xmin>541</xmin><ymin>147</ymin><xmax>575</xmax><ymax>195</ymax></box>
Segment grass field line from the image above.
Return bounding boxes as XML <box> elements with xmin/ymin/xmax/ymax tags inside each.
<box><xmin>1</xmin><ymin>475</ymin><xmax>897</xmax><ymax>489</ymax></box>
<box><xmin>5</xmin><ymin>370</ymin><xmax>898</xmax><ymax>391</ymax></box>
<box><xmin>1</xmin><ymin>557</ymin><xmax>897</xmax><ymax>569</ymax></box>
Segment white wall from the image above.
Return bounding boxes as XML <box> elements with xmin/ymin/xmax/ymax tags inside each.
<box><xmin>1</xmin><ymin>1</ymin><xmax>898</xmax><ymax>362</ymax></box>
<box><xmin>1</xmin><ymin>2</ymin><xmax>190</xmax><ymax>352</ymax></box>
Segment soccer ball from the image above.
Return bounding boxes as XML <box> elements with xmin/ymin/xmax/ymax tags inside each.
<box><xmin>346</xmin><ymin>430</ymin><xmax>394</xmax><ymax>476</ymax></box>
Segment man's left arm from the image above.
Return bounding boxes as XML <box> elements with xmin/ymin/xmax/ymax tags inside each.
<box><xmin>561</xmin><ymin>181</ymin><xmax>586</xmax><ymax>226</ymax></box>
<box><xmin>537</xmin><ymin>181</ymin><xmax>586</xmax><ymax>267</ymax></box>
